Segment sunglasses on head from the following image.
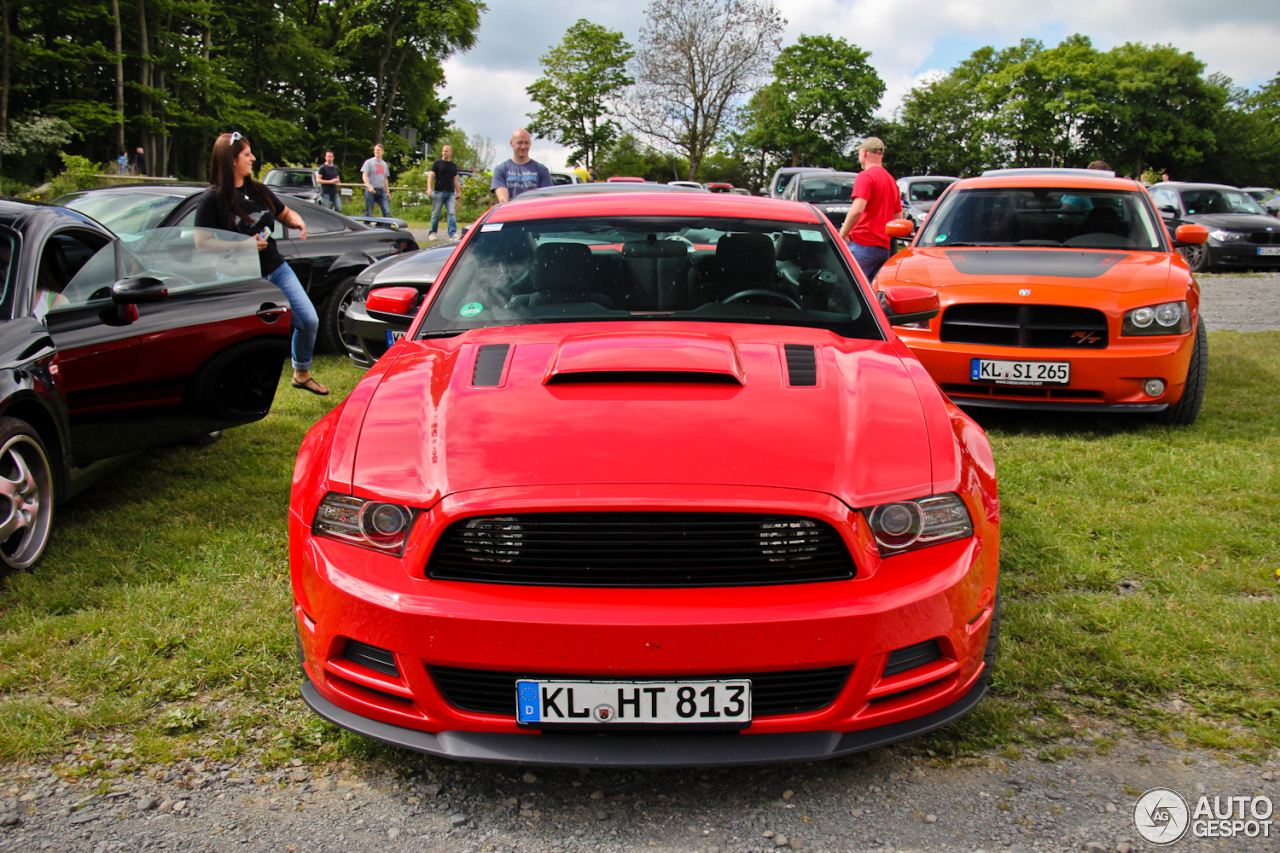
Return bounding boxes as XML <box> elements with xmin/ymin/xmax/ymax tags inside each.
<box><xmin>229</xmin><ymin>131</ymin><xmax>242</xmax><ymax>143</ymax></box>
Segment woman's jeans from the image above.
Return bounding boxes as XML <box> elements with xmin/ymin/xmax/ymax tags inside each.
<box><xmin>267</xmin><ymin>262</ymin><xmax>318</xmax><ymax>371</ymax></box>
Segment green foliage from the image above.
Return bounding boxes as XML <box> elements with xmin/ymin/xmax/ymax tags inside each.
<box><xmin>526</xmin><ymin>19</ymin><xmax>634</xmax><ymax>168</ymax></box>
<box><xmin>458</xmin><ymin>172</ymin><xmax>495</xmax><ymax>219</ymax></box>
<box><xmin>43</xmin><ymin>153</ymin><xmax>108</xmax><ymax>200</ymax></box>
<box><xmin>740</xmin><ymin>34</ymin><xmax>883</xmax><ymax>167</ymax></box>
<box><xmin>595</xmin><ymin>134</ymin><xmax>685</xmax><ymax>182</ymax></box>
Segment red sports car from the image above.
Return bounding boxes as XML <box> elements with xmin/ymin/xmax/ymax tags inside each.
<box><xmin>290</xmin><ymin>190</ymin><xmax>1000</xmax><ymax>766</ymax></box>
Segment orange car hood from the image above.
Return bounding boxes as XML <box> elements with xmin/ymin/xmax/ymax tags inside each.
<box><xmin>888</xmin><ymin>248</ymin><xmax>1173</xmax><ymax>294</ymax></box>
<box><xmin>347</xmin><ymin>323</ymin><xmax>941</xmax><ymax>510</ymax></box>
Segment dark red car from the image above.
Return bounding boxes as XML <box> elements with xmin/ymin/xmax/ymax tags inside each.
<box><xmin>290</xmin><ymin>190</ymin><xmax>1000</xmax><ymax>766</ymax></box>
<box><xmin>0</xmin><ymin>200</ymin><xmax>290</xmax><ymax>570</ymax></box>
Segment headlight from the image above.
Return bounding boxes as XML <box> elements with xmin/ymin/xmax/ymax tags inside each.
<box><xmin>862</xmin><ymin>493</ymin><xmax>973</xmax><ymax>555</ymax></box>
<box><xmin>1208</xmin><ymin>229</ymin><xmax>1245</xmax><ymax>243</ymax></box>
<box><xmin>313</xmin><ymin>493</ymin><xmax>417</xmax><ymax>554</ymax></box>
<box><xmin>1122</xmin><ymin>301</ymin><xmax>1189</xmax><ymax>335</ymax></box>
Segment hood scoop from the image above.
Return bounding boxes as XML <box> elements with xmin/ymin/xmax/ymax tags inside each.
<box><xmin>544</xmin><ymin>331</ymin><xmax>745</xmax><ymax>385</ymax></box>
<box><xmin>784</xmin><ymin>344</ymin><xmax>817</xmax><ymax>386</ymax></box>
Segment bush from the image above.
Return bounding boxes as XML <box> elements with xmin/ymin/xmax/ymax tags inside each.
<box><xmin>43</xmin><ymin>153</ymin><xmax>108</xmax><ymax>200</ymax></box>
<box><xmin>458</xmin><ymin>172</ymin><xmax>494</xmax><ymax>221</ymax></box>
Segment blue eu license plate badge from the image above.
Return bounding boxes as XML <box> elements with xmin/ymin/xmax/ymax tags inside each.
<box><xmin>517</xmin><ymin>681</ymin><xmax>540</xmax><ymax>723</ymax></box>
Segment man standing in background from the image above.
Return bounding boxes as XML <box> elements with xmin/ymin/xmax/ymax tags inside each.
<box><xmin>490</xmin><ymin>129</ymin><xmax>552</xmax><ymax>202</ymax></box>
<box><xmin>427</xmin><ymin>143</ymin><xmax>461</xmax><ymax>239</ymax></box>
<box><xmin>837</xmin><ymin>137</ymin><xmax>900</xmax><ymax>283</ymax></box>
<box><xmin>317</xmin><ymin>151</ymin><xmax>342</xmax><ymax>212</ymax></box>
<box><xmin>362</xmin><ymin>143</ymin><xmax>390</xmax><ymax>217</ymax></box>
<box><xmin>133</xmin><ymin>146</ymin><xmax>147</xmax><ymax>177</ymax></box>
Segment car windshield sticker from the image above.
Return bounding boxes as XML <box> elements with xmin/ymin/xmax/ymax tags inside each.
<box><xmin>460</xmin><ymin>302</ymin><xmax>483</xmax><ymax>317</ymax></box>
<box><xmin>481</xmin><ymin>222</ymin><xmax>503</xmax><ymax>232</ymax></box>
<box><xmin>800</xmin><ymin>229</ymin><xmax>824</xmax><ymax>242</ymax></box>
<box><xmin>935</xmin><ymin>235</ymin><xmax>948</xmax><ymax>243</ymax></box>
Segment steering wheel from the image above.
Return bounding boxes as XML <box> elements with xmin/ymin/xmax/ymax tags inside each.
<box><xmin>722</xmin><ymin>289</ymin><xmax>801</xmax><ymax>309</ymax></box>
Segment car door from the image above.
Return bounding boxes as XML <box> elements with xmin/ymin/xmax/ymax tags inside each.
<box><xmin>273</xmin><ymin>201</ymin><xmax>349</xmax><ymax>291</ymax></box>
<box><xmin>42</xmin><ymin>226</ymin><xmax>291</xmax><ymax>464</ymax></box>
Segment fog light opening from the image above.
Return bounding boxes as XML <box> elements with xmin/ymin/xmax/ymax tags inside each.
<box><xmin>1143</xmin><ymin>378</ymin><xmax>1166</xmax><ymax>397</ymax></box>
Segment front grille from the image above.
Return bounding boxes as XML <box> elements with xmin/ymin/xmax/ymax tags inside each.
<box><xmin>941</xmin><ymin>304</ymin><xmax>1108</xmax><ymax>349</ymax></box>
<box><xmin>430</xmin><ymin>665</ymin><xmax>852</xmax><ymax>717</ymax></box>
<box><xmin>427</xmin><ymin>513</ymin><xmax>855</xmax><ymax>587</ymax></box>
<box><xmin>1248</xmin><ymin>232</ymin><xmax>1279</xmax><ymax>245</ymax></box>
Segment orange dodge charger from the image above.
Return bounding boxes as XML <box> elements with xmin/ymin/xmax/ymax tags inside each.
<box><xmin>875</xmin><ymin>168</ymin><xmax>1210</xmax><ymax>425</ymax></box>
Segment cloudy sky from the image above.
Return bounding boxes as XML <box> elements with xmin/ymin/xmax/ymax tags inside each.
<box><xmin>438</xmin><ymin>0</ymin><xmax>1279</xmax><ymax>171</ymax></box>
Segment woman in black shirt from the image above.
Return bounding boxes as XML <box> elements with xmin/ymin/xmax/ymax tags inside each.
<box><xmin>194</xmin><ymin>132</ymin><xmax>328</xmax><ymax>395</ymax></box>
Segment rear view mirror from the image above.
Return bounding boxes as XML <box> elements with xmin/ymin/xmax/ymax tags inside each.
<box><xmin>366</xmin><ymin>286</ymin><xmax>418</xmax><ymax>316</ymax></box>
<box><xmin>1174</xmin><ymin>224</ymin><xmax>1209</xmax><ymax>246</ymax></box>
<box><xmin>877</xmin><ymin>285</ymin><xmax>940</xmax><ymax>326</ymax></box>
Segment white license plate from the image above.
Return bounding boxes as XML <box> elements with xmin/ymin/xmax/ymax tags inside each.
<box><xmin>971</xmin><ymin>358</ymin><xmax>1070</xmax><ymax>385</ymax></box>
<box><xmin>1259</xmin><ymin>247</ymin><xmax>1280</xmax><ymax>256</ymax></box>
<box><xmin>516</xmin><ymin>679</ymin><xmax>751</xmax><ymax>726</ymax></box>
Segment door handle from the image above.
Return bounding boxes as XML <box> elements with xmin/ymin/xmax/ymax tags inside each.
<box><xmin>257</xmin><ymin>304</ymin><xmax>289</xmax><ymax>323</ymax></box>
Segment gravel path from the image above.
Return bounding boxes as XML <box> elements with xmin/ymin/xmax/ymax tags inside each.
<box><xmin>1</xmin><ymin>274</ymin><xmax>1274</xmax><ymax>853</ymax></box>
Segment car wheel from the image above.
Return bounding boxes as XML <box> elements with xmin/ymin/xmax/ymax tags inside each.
<box><xmin>318</xmin><ymin>276</ymin><xmax>358</xmax><ymax>355</ymax></box>
<box><xmin>1154</xmin><ymin>319</ymin><xmax>1207</xmax><ymax>426</ymax></box>
<box><xmin>0</xmin><ymin>418</ymin><xmax>56</xmax><ymax>571</ymax></box>
<box><xmin>1179</xmin><ymin>242</ymin><xmax>1210</xmax><ymax>273</ymax></box>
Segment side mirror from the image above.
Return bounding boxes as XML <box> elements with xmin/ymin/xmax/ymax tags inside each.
<box><xmin>877</xmin><ymin>284</ymin><xmax>940</xmax><ymax>326</ymax></box>
<box><xmin>112</xmin><ymin>276</ymin><xmax>169</xmax><ymax>304</ymax></box>
<box><xmin>366</xmin><ymin>286</ymin><xmax>418</xmax><ymax>316</ymax></box>
<box><xmin>1174</xmin><ymin>223</ymin><xmax>1209</xmax><ymax>246</ymax></box>
<box><xmin>885</xmin><ymin>218</ymin><xmax>915</xmax><ymax>239</ymax></box>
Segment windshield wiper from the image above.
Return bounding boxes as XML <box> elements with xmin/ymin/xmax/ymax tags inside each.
<box><xmin>418</xmin><ymin>329</ymin><xmax>466</xmax><ymax>338</ymax></box>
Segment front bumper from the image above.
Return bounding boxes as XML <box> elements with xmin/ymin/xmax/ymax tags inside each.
<box><xmin>900</xmin><ymin>333</ymin><xmax>1195</xmax><ymax>411</ymax></box>
<box><xmin>1207</xmin><ymin>244</ymin><xmax>1280</xmax><ymax>269</ymax></box>
<box><xmin>300</xmin><ymin>675</ymin><xmax>988</xmax><ymax>767</ymax></box>
<box><xmin>291</xmin><ymin>486</ymin><xmax>999</xmax><ymax>766</ymax></box>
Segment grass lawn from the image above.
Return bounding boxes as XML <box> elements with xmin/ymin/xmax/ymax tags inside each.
<box><xmin>0</xmin><ymin>333</ymin><xmax>1276</xmax><ymax>768</ymax></box>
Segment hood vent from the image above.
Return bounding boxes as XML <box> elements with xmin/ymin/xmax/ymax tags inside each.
<box><xmin>546</xmin><ymin>370</ymin><xmax>741</xmax><ymax>385</ymax></box>
<box><xmin>784</xmin><ymin>344</ymin><xmax>817</xmax><ymax>386</ymax></box>
<box><xmin>472</xmin><ymin>344</ymin><xmax>511</xmax><ymax>386</ymax></box>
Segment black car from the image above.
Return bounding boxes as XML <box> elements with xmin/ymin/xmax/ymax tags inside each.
<box><xmin>1148</xmin><ymin>182</ymin><xmax>1280</xmax><ymax>272</ymax></box>
<box><xmin>0</xmin><ymin>199</ymin><xmax>291</xmax><ymax>569</ymax></box>
<box><xmin>342</xmin><ymin>241</ymin><xmax>459</xmax><ymax>368</ymax></box>
<box><xmin>55</xmin><ymin>184</ymin><xmax>418</xmax><ymax>352</ymax></box>
<box><xmin>897</xmin><ymin>175</ymin><xmax>959</xmax><ymax>226</ymax></box>
<box><xmin>263</xmin><ymin>168</ymin><xmax>323</xmax><ymax>204</ymax></box>
<box><xmin>780</xmin><ymin>170</ymin><xmax>859</xmax><ymax>226</ymax></box>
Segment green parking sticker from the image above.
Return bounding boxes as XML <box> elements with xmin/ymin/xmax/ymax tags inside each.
<box><xmin>935</xmin><ymin>235</ymin><xmax>948</xmax><ymax>243</ymax></box>
<box><xmin>460</xmin><ymin>302</ymin><xmax>483</xmax><ymax>317</ymax></box>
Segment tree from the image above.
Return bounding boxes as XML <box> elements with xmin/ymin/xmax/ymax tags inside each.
<box><xmin>526</xmin><ymin>19</ymin><xmax>633</xmax><ymax>169</ymax></box>
<box><xmin>740</xmin><ymin>34</ymin><xmax>883</xmax><ymax>168</ymax></box>
<box><xmin>629</xmin><ymin>0</ymin><xmax>783</xmax><ymax>181</ymax></box>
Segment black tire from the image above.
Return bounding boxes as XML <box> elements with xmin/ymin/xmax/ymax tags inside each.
<box><xmin>189</xmin><ymin>338</ymin><xmax>289</xmax><ymax>421</ymax></box>
<box><xmin>1179</xmin><ymin>242</ymin><xmax>1210</xmax><ymax>273</ymax></box>
<box><xmin>0</xmin><ymin>417</ymin><xmax>57</xmax><ymax>571</ymax></box>
<box><xmin>317</xmin><ymin>275</ymin><xmax>358</xmax><ymax>355</ymax></box>
<box><xmin>1154</xmin><ymin>319</ymin><xmax>1208</xmax><ymax>426</ymax></box>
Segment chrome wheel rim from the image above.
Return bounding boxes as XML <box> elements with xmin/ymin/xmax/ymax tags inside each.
<box><xmin>0</xmin><ymin>433</ymin><xmax>54</xmax><ymax>570</ymax></box>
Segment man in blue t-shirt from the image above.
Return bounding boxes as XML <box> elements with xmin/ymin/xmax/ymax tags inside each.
<box><xmin>490</xmin><ymin>128</ymin><xmax>552</xmax><ymax>202</ymax></box>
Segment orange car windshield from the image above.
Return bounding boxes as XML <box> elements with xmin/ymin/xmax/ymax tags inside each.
<box><xmin>919</xmin><ymin>188</ymin><xmax>1165</xmax><ymax>251</ymax></box>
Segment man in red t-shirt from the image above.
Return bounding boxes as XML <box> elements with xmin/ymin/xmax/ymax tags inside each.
<box><xmin>837</xmin><ymin>137</ymin><xmax>901</xmax><ymax>282</ymax></box>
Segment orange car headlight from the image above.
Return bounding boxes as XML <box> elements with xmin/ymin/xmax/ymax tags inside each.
<box><xmin>1123</xmin><ymin>301</ymin><xmax>1189</xmax><ymax>335</ymax></box>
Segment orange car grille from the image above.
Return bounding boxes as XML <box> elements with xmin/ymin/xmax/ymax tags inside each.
<box><xmin>941</xmin><ymin>303</ymin><xmax>1108</xmax><ymax>349</ymax></box>
<box><xmin>427</xmin><ymin>512</ymin><xmax>855</xmax><ymax>587</ymax></box>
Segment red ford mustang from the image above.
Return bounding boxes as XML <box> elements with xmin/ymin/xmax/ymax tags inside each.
<box><xmin>290</xmin><ymin>187</ymin><xmax>1000</xmax><ymax>766</ymax></box>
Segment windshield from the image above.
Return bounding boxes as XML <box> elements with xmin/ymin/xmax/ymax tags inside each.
<box><xmin>1179</xmin><ymin>188</ymin><xmax>1267</xmax><ymax>216</ymax></box>
<box><xmin>918</xmin><ymin>187</ymin><xmax>1166</xmax><ymax>250</ymax></box>
<box><xmin>906</xmin><ymin>179</ymin><xmax>955</xmax><ymax>203</ymax></box>
<box><xmin>264</xmin><ymin>171</ymin><xmax>315</xmax><ymax>189</ymax></box>
<box><xmin>798</xmin><ymin>176</ymin><xmax>856</xmax><ymax>203</ymax></box>
<box><xmin>59</xmin><ymin>191</ymin><xmax>182</xmax><ymax>238</ymax></box>
<box><xmin>419</xmin><ymin>215</ymin><xmax>881</xmax><ymax>340</ymax></box>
